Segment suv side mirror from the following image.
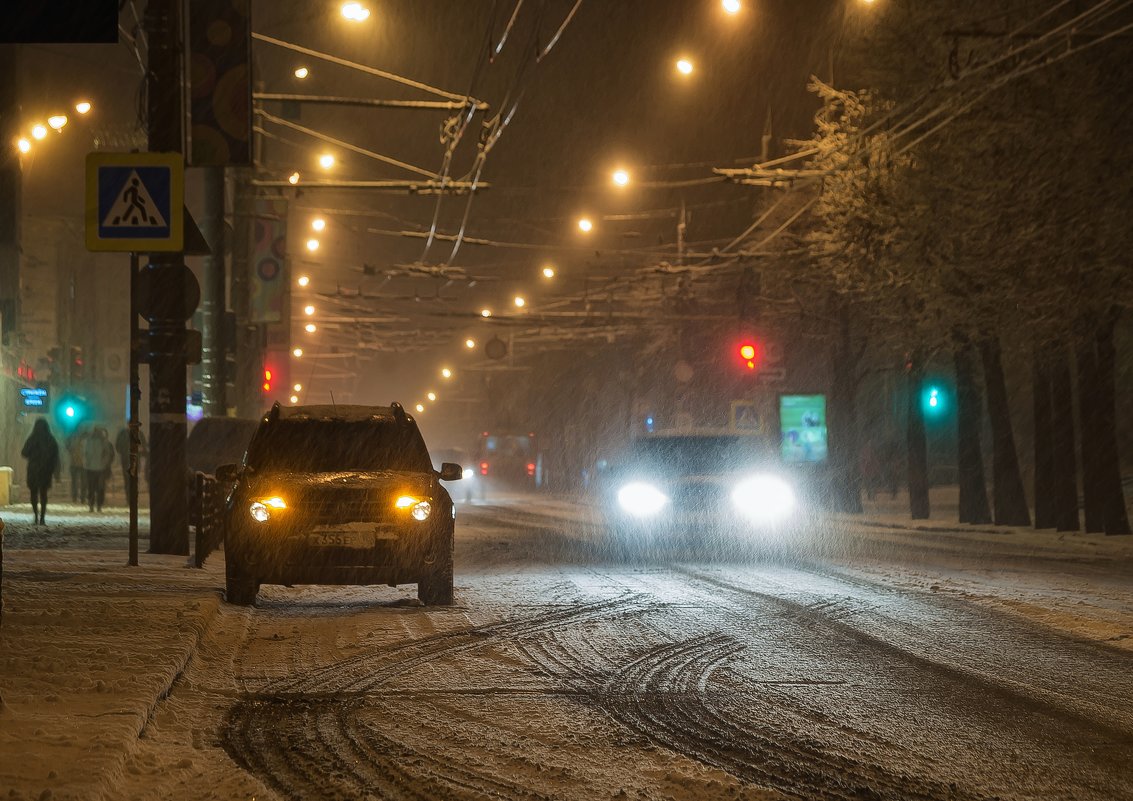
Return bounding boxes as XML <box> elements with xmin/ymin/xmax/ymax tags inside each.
<box><xmin>439</xmin><ymin>462</ymin><xmax>463</xmax><ymax>481</ymax></box>
<box><xmin>216</xmin><ymin>463</ymin><xmax>239</xmax><ymax>483</ymax></box>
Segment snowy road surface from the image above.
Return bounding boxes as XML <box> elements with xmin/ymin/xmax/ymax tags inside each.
<box><xmin>2</xmin><ymin>498</ymin><xmax>1132</xmax><ymax>800</ymax></box>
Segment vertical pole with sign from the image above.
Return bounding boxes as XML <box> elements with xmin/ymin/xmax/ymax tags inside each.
<box><xmin>128</xmin><ymin>252</ymin><xmax>140</xmax><ymax>567</ymax></box>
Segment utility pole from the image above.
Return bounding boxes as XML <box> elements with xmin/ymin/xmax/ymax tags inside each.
<box><xmin>200</xmin><ymin>166</ymin><xmax>226</xmax><ymax>415</ymax></box>
<box><xmin>144</xmin><ymin>0</ymin><xmax>191</xmax><ymax>554</ymax></box>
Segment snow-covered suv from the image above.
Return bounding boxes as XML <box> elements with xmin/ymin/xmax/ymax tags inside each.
<box><xmin>218</xmin><ymin>402</ymin><xmax>461</xmax><ymax>606</ymax></box>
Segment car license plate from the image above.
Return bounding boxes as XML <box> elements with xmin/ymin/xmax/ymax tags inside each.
<box><xmin>309</xmin><ymin>523</ymin><xmax>375</xmax><ymax>549</ymax></box>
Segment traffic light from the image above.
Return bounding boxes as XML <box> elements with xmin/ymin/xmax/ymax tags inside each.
<box><xmin>54</xmin><ymin>393</ymin><xmax>89</xmax><ymax>432</ymax></box>
<box><xmin>68</xmin><ymin>346</ymin><xmax>84</xmax><ymax>383</ymax></box>
<box><xmin>262</xmin><ymin>366</ymin><xmax>273</xmax><ymax>394</ymax></box>
<box><xmin>737</xmin><ymin>339</ymin><xmax>761</xmax><ymax>371</ymax></box>
<box><xmin>922</xmin><ymin>385</ymin><xmax>947</xmax><ymax>416</ymax></box>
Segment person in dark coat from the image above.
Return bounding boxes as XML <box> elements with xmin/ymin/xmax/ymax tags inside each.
<box><xmin>21</xmin><ymin>418</ymin><xmax>61</xmax><ymax>526</ymax></box>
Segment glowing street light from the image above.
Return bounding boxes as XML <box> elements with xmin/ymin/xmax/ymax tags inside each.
<box><xmin>289</xmin><ymin>172</ymin><xmax>300</xmax><ymax>185</ymax></box>
<box><xmin>415</xmin><ymin>403</ymin><xmax>425</xmax><ymax>413</ymax></box>
<box><xmin>292</xmin><ymin>347</ymin><xmax>304</xmax><ymax>358</ymax></box>
<box><xmin>293</xmin><ymin>383</ymin><xmax>303</xmax><ymax>392</ymax></box>
<box><xmin>577</xmin><ymin>217</ymin><xmax>593</xmax><ymax>233</ymax></box>
<box><xmin>513</xmin><ymin>295</ymin><xmax>526</xmax><ymax>308</ymax></box>
<box><xmin>676</xmin><ymin>58</ymin><xmax>694</xmax><ymax>76</ymax></box>
<box><xmin>47</xmin><ymin>115</ymin><xmax>68</xmax><ymax>131</ymax></box>
<box><xmin>304</xmin><ymin>304</ymin><xmax>315</xmax><ymax>315</ymax></box>
<box><xmin>294</xmin><ymin>66</ymin><xmax>309</xmax><ymax>79</ymax></box>
<box><xmin>722</xmin><ymin>0</ymin><xmax>741</xmax><ymax>13</ymax></box>
<box><xmin>612</xmin><ymin>169</ymin><xmax>630</xmax><ymax>187</ymax></box>
<box><xmin>341</xmin><ymin>2</ymin><xmax>371</xmax><ymax>21</ymax></box>
<box><xmin>305</xmin><ymin>323</ymin><xmax>317</xmax><ymax>333</ymax></box>
<box><xmin>441</xmin><ymin>367</ymin><xmax>453</xmax><ymax>379</ymax></box>
<box><xmin>16</xmin><ymin>138</ymin><xmax>30</xmax><ymax>154</ymax></box>
<box><xmin>297</xmin><ymin>275</ymin><xmax>310</xmax><ymax>287</ymax></box>
<box><xmin>426</xmin><ymin>392</ymin><xmax>436</xmax><ymax>402</ymax></box>
<box><xmin>306</xmin><ymin>238</ymin><xmax>320</xmax><ymax>252</ymax></box>
<box><xmin>542</xmin><ymin>266</ymin><xmax>555</xmax><ymax>279</ymax></box>
<box><xmin>480</xmin><ymin>308</ymin><xmax>492</xmax><ymax>318</ymax></box>
<box><xmin>318</xmin><ymin>153</ymin><xmax>335</xmax><ymax>169</ymax></box>
<box><xmin>465</xmin><ymin>338</ymin><xmax>476</xmax><ymax>349</ymax></box>
<box><xmin>290</xmin><ymin>395</ymin><xmax>299</xmax><ymax>404</ymax></box>
<box><xmin>311</xmin><ymin>217</ymin><xmax>326</xmax><ymax>231</ymax></box>
<box><xmin>31</xmin><ymin>124</ymin><xmax>47</xmax><ymax>140</ymax></box>
<box><xmin>74</xmin><ymin>101</ymin><xmax>92</xmax><ymax>114</ymax></box>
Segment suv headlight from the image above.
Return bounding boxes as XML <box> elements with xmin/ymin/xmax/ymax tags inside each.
<box><xmin>248</xmin><ymin>496</ymin><xmax>286</xmax><ymax>523</ymax></box>
<box><xmin>395</xmin><ymin>495</ymin><xmax>432</xmax><ymax>521</ymax></box>
<box><xmin>617</xmin><ymin>482</ymin><xmax>668</xmax><ymax>517</ymax></box>
<box><xmin>731</xmin><ymin>475</ymin><xmax>795</xmax><ymax>522</ymax></box>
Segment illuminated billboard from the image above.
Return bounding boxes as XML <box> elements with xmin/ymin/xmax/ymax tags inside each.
<box><xmin>779</xmin><ymin>394</ymin><xmax>828</xmax><ymax>464</ymax></box>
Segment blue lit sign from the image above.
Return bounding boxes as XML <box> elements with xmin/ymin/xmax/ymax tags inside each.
<box><xmin>20</xmin><ymin>387</ymin><xmax>49</xmax><ymax>411</ymax></box>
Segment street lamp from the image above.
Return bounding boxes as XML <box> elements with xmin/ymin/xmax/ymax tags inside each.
<box><xmin>16</xmin><ymin>138</ymin><xmax>30</xmax><ymax>154</ymax></box>
<box><xmin>675</xmin><ymin>58</ymin><xmax>694</xmax><ymax>76</ymax></box>
<box><xmin>465</xmin><ymin>338</ymin><xmax>476</xmax><ymax>349</ymax></box>
<box><xmin>318</xmin><ymin>153</ymin><xmax>335</xmax><ymax>169</ymax></box>
<box><xmin>47</xmin><ymin>115</ymin><xmax>67</xmax><ymax>131</ymax></box>
<box><xmin>293</xmin><ymin>347</ymin><xmax>304</xmax><ymax>358</ymax></box>
<box><xmin>31</xmin><ymin>124</ymin><xmax>47</xmax><ymax>140</ymax></box>
<box><xmin>74</xmin><ymin>100</ymin><xmax>92</xmax><ymax>114</ymax></box>
<box><xmin>290</xmin><ymin>394</ymin><xmax>299</xmax><ymax>404</ymax></box>
<box><xmin>577</xmin><ymin>217</ymin><xmax>593</xmax><ymax>233</ymax></box>
<box><xmin>542</xmin><ymin>266</ymin><xmax>555</xmax><ymax>279</ymax></box>
<box><xmin>294</xmin><ymin>66</ymin><xmax>309</xmax><ymax>79</ymax></box>
<box><xmin>306</xmin><ymin>238</ymin><xmax>319</xmax><ymax>252</ymax></box>
<box><xmin>293</xmin><ymin>383</ymin><xmax>303</xmax><ymax>392</ymax></box>
<box><xmin>305</xmin><ymin>323</ymin><xmax>317</xmax><ymax>333</ymax></box>
<box><xmin>480</xmin><ymin>308</ymin><xmax>492</xmax><ymax>317</ymax></box>
<box><xmin>722</xmin><ymin>0</ymin><xmax>741</xmax><ymax>13</ymax></box>
<box><xmin>427</xmin><ymin>392</ymin><xmax>436</xmax><ymax>401</ymax></box>
<box><xmin>304</xmin><ymin>304</ymin><xmax>315</xmax><ymax>315</ymax></box>
<box><xmin>297</xmin><ymin>275</ymin><xmax>310</xmax><ymax>287</ymax></box>
<box><xmin>341</xmin><ymin>2</ymin><xmax>371</xmax><ymax>21</ymax></box>
<box><xmin>415</xmin><ymin>403</ymin><xmax>425</xmax><ymax>413</ymax></box>
<box><xmin>441</xmin><ymin>367</ymin><xmax>452</xmax><ymax>379</ymax></box>
<box><xmin>612</xmin><ymin>168</ymin><xmax>630</xmax><ymax>187</ymax></box>
<box><xmin>311</xmin><ymin>217</ymin><xmax>326</xmax><ymax>231</ymax></box>
<box><xmin>289</xmin><ymin>172</ymin><xmax>300</xmax><ymax>185</ymax></box>
<box><xmin>513</xmin><ymin>295</ymin><xmax>526</xmax><ymax>308</ymax></box>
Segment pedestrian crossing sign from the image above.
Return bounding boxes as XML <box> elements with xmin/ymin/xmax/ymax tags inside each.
<box><xmin>85</xmin><ymin>152</ymin><xmax>184</xmax><ymax>252</ymax></box>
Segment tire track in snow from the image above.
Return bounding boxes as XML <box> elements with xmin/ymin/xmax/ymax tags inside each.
<box><xmin>222</xmin><ymin>594</ymin><xmax>651</xmax><ymax>800</ymax></box>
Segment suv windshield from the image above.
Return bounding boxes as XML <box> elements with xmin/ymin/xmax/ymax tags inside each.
<box><xmin>624</xmin><ymin>435</ymin><xmax>773</xmax><ymax>475</ymax></box>
<box><xmin>246</xmin><ymin>420</ymin><xmax>433</xmax><ymax>473</ymax></box>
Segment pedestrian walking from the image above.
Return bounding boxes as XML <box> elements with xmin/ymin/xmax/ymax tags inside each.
<box><xmin>21</xmin><ymin>419</ymin><xmax>61</xmax><ymax>526</ymax></box>
<box><xmin>66</xmin><ymin>428</ymin><xmax>88</xmax><ymax>503</ymax></box>
<box><xmin>83</xmin><ymin>427</ymin><xmax>115</xmax><ymax>512</ymax></box>
<box><xmin>114</xmin><ymin>425</ymin><xmax>147</xmax><ymax>506</ymax></box>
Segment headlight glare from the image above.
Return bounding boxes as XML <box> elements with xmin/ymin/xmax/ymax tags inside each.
<box><xmin>732</xmin><ymin>475</ymin><xmax>795</xmax><ymax>523</ymax></box>
<box><xmin>411</xmin><ymin>501</ymin><xmax>432</xmax><ymax>521</ymax></box>
<box><xmin>617</xmin><ymin>482</ymin><xmax>669</xmax><ymax>517</ymax></box>
<box><xmin>395</xmin><ymin>495</ymin><xmax>417</xmax><ymax>508</ymax></box>
<box><xmin>462</xmin><ymin>467</ymin><xmax>474</xmax><ymax>480</ymax></box>
<box><xmin>249</xmin><ymin>501</ymin><xmax>270</xmax><ymax>523</ymax></box>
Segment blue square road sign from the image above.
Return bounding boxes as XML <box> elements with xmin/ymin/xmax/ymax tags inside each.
<box><xmin>85</xmin><ymin>152</ymin><xmax>184</xmax><ymax>252</ymax></box>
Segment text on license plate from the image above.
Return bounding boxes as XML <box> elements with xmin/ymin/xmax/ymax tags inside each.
<box><xmin>309</xmin><ymin>528</ymin><xmax>373</xmax><ymax>548</ymax></box>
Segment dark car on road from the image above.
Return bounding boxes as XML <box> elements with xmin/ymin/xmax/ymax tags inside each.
<box><xmin>219</xmin><ymin>402</ymin><xmax>463</xmax><ymax>606</ymax></box>
<box><xmin>600</xmin><ymin>431</ymin><xmax>804</xmax><ymax>551</ymax></box>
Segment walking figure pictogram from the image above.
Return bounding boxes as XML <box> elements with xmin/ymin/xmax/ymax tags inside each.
<box><xmin>112</xmin><ymin>177</ymin><xmax>159</xmax><ymax>226</ymax></box>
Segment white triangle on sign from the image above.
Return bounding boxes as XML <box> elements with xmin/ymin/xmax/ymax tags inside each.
<box><xmin>102</xmin><ymin>170</ymin><xmax>167</xmax><ymax>228</ymax></box>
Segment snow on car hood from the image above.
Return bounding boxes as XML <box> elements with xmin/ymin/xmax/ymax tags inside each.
<box><xmin>245</xmin><ymin>470</ymin><xmax>435</xmax><ymax>498</ymax></box>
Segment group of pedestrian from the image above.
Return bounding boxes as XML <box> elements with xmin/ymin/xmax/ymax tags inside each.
<box><xmin>21</xmin><ymin>421</ymin><xmax>145</xmax><ymax>524</ymax></box>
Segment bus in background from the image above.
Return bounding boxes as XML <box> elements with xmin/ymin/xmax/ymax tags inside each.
<box><xmin>474</xmin><ymin>431</ymin><xmax>543</xmax><ymax>491</ymax></box>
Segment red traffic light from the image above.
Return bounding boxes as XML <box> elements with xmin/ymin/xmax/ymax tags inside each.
<box><xmin>737</xmin><ymin>340</ymin><xmax>760</xmax><ymax>370</ymax></box>
<box><xmin>262</xmin><ymin>367</ymin><xmax>273</xmax><ymax>393</ymax></box>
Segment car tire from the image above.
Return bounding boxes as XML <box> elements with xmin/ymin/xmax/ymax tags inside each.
<box><xmin>224</xmin><ymin>535</ymin><xmax>259</xmax><ymax>606</ymax></box>
<box><xmin>418</xmin><ymin>526</ymin><xmax>454</xmax><ymax>606</ymax></box>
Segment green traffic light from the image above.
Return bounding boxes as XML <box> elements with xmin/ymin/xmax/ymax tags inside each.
<box><xmin>923</xmin><ymin>385</ymin><xmax>946</xmax><ymax>416</ymax></box>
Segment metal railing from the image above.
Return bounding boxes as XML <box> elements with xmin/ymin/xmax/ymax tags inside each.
<box><xmin>193</xmin><ymin>473</ymin><xmax>226</xmax><ymax>568</ymax></box>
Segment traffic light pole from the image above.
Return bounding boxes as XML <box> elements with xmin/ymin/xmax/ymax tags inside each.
<box><xmin>144</xmin><ymin>0</ymin><xmax>190</xmax><ymax>555</ymax></box>
<box><xmin>128</xmin><ymin>252</ymin><xmax>140</xmax><ymax>567</ymax></box>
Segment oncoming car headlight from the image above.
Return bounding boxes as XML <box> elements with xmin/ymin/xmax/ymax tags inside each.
<box><xmin>395</xmin><ymin>495</ymin><xmax>432</xmax><ymax>521</ymax></box>
<box><xmin>248</xmin><ymin>496</ymin><xmax>286</xmax><ymax>523</ymax></box>
<box><xmin>462</xmin><ymin>467</ymin><xmax>474</xmax><ymax>480</ymax></box>
<box><xmin>617</xmin><ymin>482</ymin><xmax>669</xmax><ymax>518</ymax></box>
<box><xmin>731</xmin><ymin>475</ymin><xmax>795</xmax><ymax>523</ymax></box>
